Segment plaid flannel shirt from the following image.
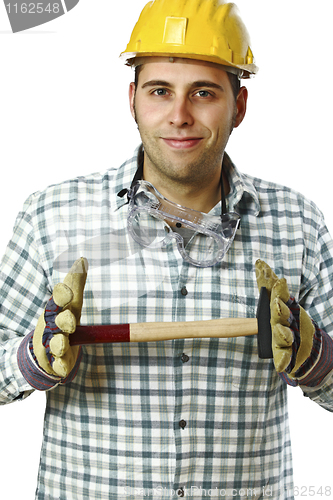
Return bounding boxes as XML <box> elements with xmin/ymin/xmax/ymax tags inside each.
<box><xmin>1</xmin><ymin>146</ymin><xmax>333</xmax><ymax>500</ymax></box>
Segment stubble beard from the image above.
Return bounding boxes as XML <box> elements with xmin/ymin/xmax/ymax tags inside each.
<box><xmin>133</xmin><ymin>98</ymin><xmax>237</xmax><ymax>188</ymax></box>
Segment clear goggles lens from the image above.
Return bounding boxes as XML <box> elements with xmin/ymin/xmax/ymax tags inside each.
<box><xmin>127</xmin><ymin>181</ymin><xmax>240</xmax><ymax>268</ymax></box>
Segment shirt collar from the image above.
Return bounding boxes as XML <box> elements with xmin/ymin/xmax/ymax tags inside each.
<box><xmin>113</xmin><ymin>145</ymin><xmax>260</xmax><ymax>217</ymax></box>
<box><xmin>223</xmin><ymin>153</ymin><xmax>260</xmax><ymax>216</ymax></box>
<box><xmin>114</xmin><ymin>145</ymin><xmax>144</xmax><ymax>211</ymax></box>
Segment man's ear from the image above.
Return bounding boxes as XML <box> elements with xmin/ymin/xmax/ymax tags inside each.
<box><xmin>234</xmin><ymin>86</ymin><xmax>248</xmax><ymax>128</ymax></box>
<box><xmin>129</xmin><ymin>82</ymin><xmax>136</xmax><ymax>120</ymax></box>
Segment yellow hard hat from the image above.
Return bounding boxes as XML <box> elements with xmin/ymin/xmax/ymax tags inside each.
<box><xmin>120</xmin><ymin>0</ymin><xmax>258</xmax><ymax>79</ymax></box>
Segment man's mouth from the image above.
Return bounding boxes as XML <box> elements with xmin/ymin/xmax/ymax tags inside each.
<box><xmin>162</xmin><ymin>137</ymin><xmax>203</xmax><ymax>149</ymax></box>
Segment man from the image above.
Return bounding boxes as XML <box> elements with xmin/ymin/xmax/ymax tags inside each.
<box><xmin>0</xmin><ymin>1</ymin><xmax>333</xmax><ymax>499</ymax></box>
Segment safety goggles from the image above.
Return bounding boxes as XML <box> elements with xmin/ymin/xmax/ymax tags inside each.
<box><xmin>126</xmin><ymin>180</ymin><xmax>240</xmax><ymax>268</ymax></box>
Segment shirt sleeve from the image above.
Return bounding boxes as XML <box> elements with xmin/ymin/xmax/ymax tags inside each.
<box><xmin>0</xmin><ymin>194</ymin><xmax>52</xmax><ymax>405</ymax></box>
<box><xmin>298</xmin><ymin>211</ymin><xmax>333</xmax><ymax>411</ymax></box>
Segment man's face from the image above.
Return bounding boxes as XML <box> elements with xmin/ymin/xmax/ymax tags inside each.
<box><xmin>129</xmin><ymin>58</ymin><xmax>247</xmax><ymax>196</ymax></box>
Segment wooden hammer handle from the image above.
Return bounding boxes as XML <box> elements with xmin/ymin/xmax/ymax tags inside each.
<box><xmin>71</xmin><ymin>317</ymin><xmax>258</xmax><ymax>345</ymax></box>
<box><xmin>130</xmin><ymin>318</ymin><xmax>258</xmax><ymax>342</ymax></box>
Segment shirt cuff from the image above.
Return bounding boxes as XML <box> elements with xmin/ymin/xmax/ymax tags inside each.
<box><xmin>0</xmin><ymin>335</ymin><xmax>36</xmax><ymax>404</ymax></box>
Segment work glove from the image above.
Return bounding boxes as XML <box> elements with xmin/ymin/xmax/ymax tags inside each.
<box><xmin>18</xmin><ymin>257</ymin><xmax>88</xmax><ymax>390</ymax></box>
<box><xmin>255</xmin><ymin>259</ymin><xmax>333</xmax><ymax>387</ymax></box>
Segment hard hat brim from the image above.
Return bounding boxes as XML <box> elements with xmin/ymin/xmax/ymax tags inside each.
<box><xmin>120</xmin><ymin>51</ymin><xmax>258</xmax><ymax>79</ymax></box>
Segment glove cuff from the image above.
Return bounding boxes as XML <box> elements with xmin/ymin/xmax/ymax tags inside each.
<box><xmin>17</xmin><ymin>331</ymin><xmax>61</xmax><ymax>390</ymax></box>
<box><xmin>279</xmin><ymin>328</ymin><xmax>333</xmax><ymax>388</ymax></box>
<box><xmin>17</xmin><ymin>331</ymin><xmax>82</xmax><ymax>390</ymax></box>
<box><xmin>297</xmin><ymin>329</ymin><xmax>333</xmax><ymax>387</ymax></box>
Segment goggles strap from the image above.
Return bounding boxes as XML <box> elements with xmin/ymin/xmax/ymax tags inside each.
<box><xmin>130</xmin><ymin>145</ymin><xmax>145</xmax><ymax>189</ymax></box>
<box><xmin>220</xmin><ymin>164</ymin><xmax>226</xmax><ymax>215</ymax></box>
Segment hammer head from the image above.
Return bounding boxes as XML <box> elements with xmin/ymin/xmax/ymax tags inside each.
<box><xmin>257</xmin><ymin>287</ymin><xmax>273</xmax><ymax>359</ymax></box>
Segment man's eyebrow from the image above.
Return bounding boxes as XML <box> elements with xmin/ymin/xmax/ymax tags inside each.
<box><xmin>191</xmin><ymin>81</ymin><xmax>225</xmax><ymax>92</ymax></box>
<box><xmin>141</xmin><ymin>80</ymin><xmax>171</xmax><ymax>89</ymax></box>
<box><xmin>140</xmin><ymin>80</ymin><xmax>225</xmax><ymax>92</ymax></box>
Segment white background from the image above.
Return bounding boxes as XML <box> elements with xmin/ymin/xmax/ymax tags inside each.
<box><xmin>0</xmin><ymin>1</ymin><xmax>332</xmax><ymax>498</ymax></box>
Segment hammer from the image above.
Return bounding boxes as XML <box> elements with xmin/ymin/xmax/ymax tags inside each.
<box><xmin>69</xmin><ymin>287</ymin><xmax>273</xmax><ymax>359</ymax></box>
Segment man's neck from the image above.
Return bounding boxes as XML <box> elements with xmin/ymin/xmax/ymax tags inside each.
<box><xmin>142</xmin><ymin>163</ymin><xmax>230</xmax><ymax>214</ymax></box>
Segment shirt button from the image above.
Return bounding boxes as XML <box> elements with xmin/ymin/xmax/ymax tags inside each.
<box><xmin>177</xmin><ymin>487</ymin><xmax>185</xmax><ymax>497</ymax></box>
<box><xmin>180</xmin><ymin>286</ymin><xmax>188</xmax><ymax>296</ymax></box>
<box><xmin>181</xmin><ymin>353</ymin><xmax>189</xmax><ymax>363</ymax></box>
<box><xmin>179</xmin><ymin>419</ymin><xmax>187</xmax><ymax>429</ymax></box>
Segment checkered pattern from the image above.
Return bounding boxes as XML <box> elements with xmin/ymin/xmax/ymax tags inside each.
<box><xmin>1</xmin><ymin>145</ymin><xmax>333</xmax><ymax>499</ymax></box>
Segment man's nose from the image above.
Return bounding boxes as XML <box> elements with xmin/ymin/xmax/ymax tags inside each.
<box><xmin>168</xmin><ymin>96</ymin><xmax>194</xmax><ymax>127</ymax></box>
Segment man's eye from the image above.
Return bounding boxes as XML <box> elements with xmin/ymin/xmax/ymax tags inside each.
<box><xmin>153</xmin><ymin>89</ymin><xmax>168</xmax><ymax>96</ymax></box>
<box><xmin>196</xmin><ymin>90</ymin><xmax>211</xmax><ymax>98</ymax></box>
